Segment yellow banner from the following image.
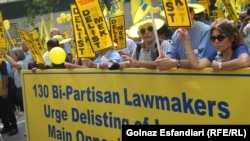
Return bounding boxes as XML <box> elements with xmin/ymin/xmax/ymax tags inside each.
<box><xmin>109</xmin><ymin>15</ymin><xmax>126</xmax><ymax>50</ymax></box>
<box><xmin>40</xmin><ymin>17</ymin><xmax>50</xmax><ymax>46</ymax></box>
<box><xmin>212</xmin><ymin>9</ymin><xmax>225</xmax><ymax>19</ymax></box>
<box><xmin>162</xmin><ymin>0</ymin><xmax>192</xmax><ymax>27</ymax></box>
<box><xmin>22</xmin><ymin>68</ymin><xmax>250</xmax><ymax>140</ymax></box>
<box><xmin>70</xmin><ymin>4</ymin><xmax>95</xmax><ymax>58</ymax></box>
<box><xmin>75</xmin><ymin>0</ymin><xmax>113</xmax><ymax>52</ymax></box>
<box><xmin>0</xmin><ymin>11</ymin><xmax>7</xmax><ymax>49</ymax></box>
<box><xmin>18</xmin><ymin>29</ymin><xmax>45</xmax><ymax>64</ymax></box>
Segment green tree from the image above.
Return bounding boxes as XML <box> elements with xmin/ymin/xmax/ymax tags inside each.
<box><xmin>21</xmin><ymin>0</ymin><xmax>60</xmax><ymax>27</ymax></box>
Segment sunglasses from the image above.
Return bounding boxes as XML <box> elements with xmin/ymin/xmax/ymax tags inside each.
<box><xmin>139</xmin><ymin>26</ymin><xmax>153</xmax><ymax>34</ymax></box>
<box><xmin>210</xmin><ymin>34</ymin><xmax>226</xmax><ymax>42</ymax></box>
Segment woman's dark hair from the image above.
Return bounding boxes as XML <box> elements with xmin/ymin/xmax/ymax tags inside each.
<box><xmin>210</xmin><ymin>18</ymin><xmax>241</xmax><ymax>50</ymax></box>
<box><xmin>157</xmin><ymin>23</ymin><xmax>173</xmax><ymax>39</ymax></box>
<box><xmin>47</xmin><ymin>38</ymin><xmax>59</xmax><ymax>48</ymax></box>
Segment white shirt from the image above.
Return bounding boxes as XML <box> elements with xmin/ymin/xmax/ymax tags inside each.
<box><xmin>117</xmin><ymin>37</ymin><xmax>137</xmax><ymax>56</ymax></box>
<box><xmin>243</xmin><ymin>23</ymin><xmax>250</xmax><ymax>48</ymax></box>
<box><xmin>42</xmin><ymin>51</ymin><xmax>52</xmax><ymax>67</ymax></box>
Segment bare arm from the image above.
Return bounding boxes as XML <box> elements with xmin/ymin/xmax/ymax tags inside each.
<box><xmin>211</xmin><ymin>53</ymin><xmax>250</xmax><ymax>71</ymax></box>
<box><xmin>122</xmin><ymin>55</ymin><xmax>157</xmax><ymax>69</ymax></box>
<box><xmin>177</xmin><ymin>28</ymin><xmax>211</xmax><ymax>69</ymax></box>
<box><xmin>5</xmin><ymin>55</ymin><xmax>21</xmax><ymax>69</ymax></box>
<box><xmin>64</xmin><ymin>62</ymin><xmax>87</xmax><ymax>69</ymax></box>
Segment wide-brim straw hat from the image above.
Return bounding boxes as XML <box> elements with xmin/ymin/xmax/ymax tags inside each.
<box><xmin>160</xmin><ymin>3</ymin><xmax>205</xmax><ymax>17</ymax></box>
<box><xmin>127</xmin><ymin>18</ymin><xmax>165</xmax><ymax>39</ymax></box>
<box><xmin>52</xmin><ymin>35</ymin><xmax>72</xmax><ymax>45</ymax></box>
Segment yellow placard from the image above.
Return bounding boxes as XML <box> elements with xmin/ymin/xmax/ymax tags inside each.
<box><xmin>212</xmin><ymin>9</ymin><xmax>225</xmax><ymax>19</ymax></box>
<box><xmin>70</xmin><ymin>4</ymin><xmax>95</xmax><ymax>58</ymax></box>
<box><xmin>29</xmin><ymin>29</ymin><xmax>46</xmax><ymax>55</ymax></box>
<box><xmin>162</xmin><ymin>0</ymin><xmax>192</xmax><ymax>27</ymax></box>
<box><xmin>75</xmin><ymin>0</ymin><xmax>113</xmax><ymax>52</ymax></box>
<box><xmin>221</xmin><ymin>0</ymin><xmax>238</xmax><ymax>22</ymax></box>
<box><xmin>109</xmin><ymin>15</ymin><xmax>126</xmax><ymax>50</ymax></box>
<box><xmin>22</xmin><ymin>68</ymin><xmax>250</xmax><ymax>141</ymax></box>
<box><xmin>0</xmin><ymin>11</ymin><xmax>7</xmax><ymax>49</ymax></box>
<box><xmin>18</xmin><ymin>29</ymin><xmax>45</xmax><ymax>64</ymax></box>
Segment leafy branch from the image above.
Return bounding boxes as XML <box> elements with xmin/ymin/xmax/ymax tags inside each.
<box><xmin>21</xmin><ymin>0</ymin><xmax>60</xmax><ymax>27</ymax></box>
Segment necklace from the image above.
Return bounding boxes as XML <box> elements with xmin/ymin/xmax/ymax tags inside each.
<box><xmin>222</xmin><ymin>50</ymin><xmax>233</xmax><ymax>61</ymax></box>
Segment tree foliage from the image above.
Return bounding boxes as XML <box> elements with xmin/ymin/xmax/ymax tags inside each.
<box><xmin>21</xmin><ymin>0</ymin><xmax>60</xmax><ymax>27</ymax></box>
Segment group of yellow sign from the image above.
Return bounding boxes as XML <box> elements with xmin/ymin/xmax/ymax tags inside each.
<box><xmin>0</xmin><ymin>0</ymin><xmax>243</xmax><ymax>65</ymax></box>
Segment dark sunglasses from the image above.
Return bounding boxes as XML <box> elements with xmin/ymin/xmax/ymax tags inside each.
<box><xmin>139</xmin><ymin>26</ymin><xmax>153</xmax><ymax>34</ymax></box>
<box><xmin>210</xmin><ymin>34</ymin><xmax>226</xmax><ymax>42</ymax></box>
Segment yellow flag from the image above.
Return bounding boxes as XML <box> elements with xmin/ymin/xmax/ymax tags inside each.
<box><xmin>50</xmin><ymin>13</ymin><xmax>54</xmax><ymax>31</ymax></box>
<box><xmin>131</xmin><ymin>0</ymin><xmax>152</xmax><ymax>24</ymax></box>
<box><xmin>0</xmin><ymin>11</ymin><xmax>7</xmax><ymax>49</ymax></box>
<box><xmin>110</xmin><ymin>0</ymin><xmax>124</xmax><ymax>17</ymax></box>
<box><xmin>102</xmin><ymin>0</ymin><xmax>125</xmax><ymax>25</ymax></box>
<box><xmin>39</xmin><ymin>17</ymin><xmax>49</xmax><ymax>47</ymax></box>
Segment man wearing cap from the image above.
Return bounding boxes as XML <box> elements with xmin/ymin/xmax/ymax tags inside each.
<box><xmin>155</xmin><ymin>4</ymin><xmax>215</xmax><ymax>70</ymax></box>
<box><xmin>50</xmin><ymin>28</ymin><xmax>73</xmax><ymax>62</ymax></box>
<box><xmin>122</xmin><ymin>18</ymin><xmax>172</xmax><ymax>69</ymax></box>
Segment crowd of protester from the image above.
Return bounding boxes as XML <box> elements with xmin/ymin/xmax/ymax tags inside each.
<box><xmin>1</xmin><ymin>4</ymin><xmax>250</xmax><ymax>138</ymax></box>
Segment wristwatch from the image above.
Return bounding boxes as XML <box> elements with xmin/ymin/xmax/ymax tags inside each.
<box><xmin>177</xmin><ymin>60</ymin><xmax>181</xmax><ymax>69</ymax></box>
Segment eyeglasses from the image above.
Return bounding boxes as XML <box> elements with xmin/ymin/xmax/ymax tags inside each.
<box><xmin>210</xmin><ymin>34</ymin><xmax>226</xmax><ymax>42</ymax></box>
<box><xmin>139</xmin><ymin>26</ymin><xmax>153</xmax><ymax>34</ymax></box>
